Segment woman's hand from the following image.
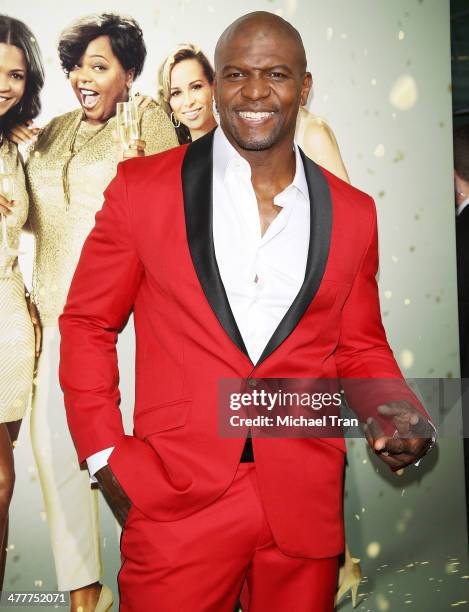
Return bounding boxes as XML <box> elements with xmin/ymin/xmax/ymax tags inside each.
<box><xmin>113</xmin><ymin>130</ymin><xmax>146</xmax><ymax>160</ymax></box>
<box><xmin>123</xmin><ymin>139</ymin><xmax>146</xmax><ymax>159</ymax></box>
<box><xmin>133</xmin><ymin>93</ymin><xmax>153</xmax><ymax>110</ymax></box>
<box><xmin>0</xmin><ymin>195</ymin><xmax>15</xmax><ymax>216</ymax></box>
<box><xmin>25</xmin><ymin>294</ymin><xmax>42</xmax><ymax>358</ymax></box>
<box><xmin>8</xmin><ymin>120</ymin><xmax>40</xmax><ymax>146</ymax></box>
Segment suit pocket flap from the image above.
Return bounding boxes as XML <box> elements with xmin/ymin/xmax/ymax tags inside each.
<box><xmin>134</xmin><ymin>399</ymin><xmax>191</xmax><ymax>438</ymax></box>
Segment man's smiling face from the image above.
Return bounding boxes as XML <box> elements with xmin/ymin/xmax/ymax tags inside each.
<box><xmin>214</xmin><ymin>15</ymin><xmax>312</xmax><ymax>152</ymax></box>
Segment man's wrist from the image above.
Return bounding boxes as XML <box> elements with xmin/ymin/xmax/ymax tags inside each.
<box><xmin>406</xmin><ymin>420</ymin><xmax>437</xmax><ymax>467</ymax></box>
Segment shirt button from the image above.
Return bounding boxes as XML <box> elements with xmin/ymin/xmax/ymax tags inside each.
<box><xmin>247</xmin><ymin>378</ymin><xmax>257</xmax><ymax>388</ymax></box>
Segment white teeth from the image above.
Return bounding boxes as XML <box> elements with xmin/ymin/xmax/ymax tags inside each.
<box><xmin>0</xmin><ymin>97</ymin><xmax>8</xmax><ymax>102</ymax></box>
<box><xmin>80</xmin><ymin>89</ymin><xmax>97</xmax><ymax>95</ymax></box>
<box><xmin>238</xmin><ymin>111</ymin><xmax>274</xmax><ymax>120</ymax></box>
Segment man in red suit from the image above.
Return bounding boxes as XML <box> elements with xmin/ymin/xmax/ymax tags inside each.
<box><xmin>59</xmin><ymin>11</ymin><xmax>435</xmax><ymax>611</ymax></box>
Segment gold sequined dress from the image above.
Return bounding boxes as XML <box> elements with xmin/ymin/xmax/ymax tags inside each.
<box><xmin>0</xmin><ymin>138</ymin><xmax>34</xmax><ymax>422</ymax></box>
<box><xmin>25</xmin><ymin>100</ymin><xmax>178</xmax><ymax>590</ymax></box>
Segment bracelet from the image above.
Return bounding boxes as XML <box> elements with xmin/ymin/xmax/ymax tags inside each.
<box><xmin>393</xmin><ymin>421</ymin><xmax>437</xmax><ymax>466</ymax></box>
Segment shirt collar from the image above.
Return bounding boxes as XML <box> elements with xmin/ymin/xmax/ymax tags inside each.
<box><xmin>457</xmin><ymin>197</ymin><xmax>469</xmax><ymax>216</ymax></box>
<box><xmin>213</xmin><ymin>127</ymin><xmax>309</xmax><ymax>202</ymax></box>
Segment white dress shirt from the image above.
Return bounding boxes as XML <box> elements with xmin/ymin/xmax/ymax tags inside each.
<box><xmin>86</xmin><ymin>127</ymin><xmax>310</xmax><ymax>479</ymax></box>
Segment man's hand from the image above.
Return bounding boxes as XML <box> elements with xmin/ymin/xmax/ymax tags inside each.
<box><xmin>95</xmin><ymin>464</ymin><xmax>132</xmax><ymax>527</ymax></box>
<box><xmin>364</xmin><ymin>401</ymin><xmax>435</xmax><ymax>472</ymax></box>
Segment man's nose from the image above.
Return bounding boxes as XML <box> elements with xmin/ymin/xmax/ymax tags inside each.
<box><xmin>241</xmin><ymin>75</ymin><xmax>270</xmax><ymax>100</ymax></box>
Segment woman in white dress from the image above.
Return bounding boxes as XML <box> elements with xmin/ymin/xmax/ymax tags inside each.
<box><xmin>0</xmin><ymin>14</ymin><xmax>43</xmax><ymax>588</ymax></box>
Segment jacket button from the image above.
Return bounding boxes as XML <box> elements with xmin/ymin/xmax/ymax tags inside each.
<box><xmin>247</xmin><ymin>378</ymin><xmax>257</xmax><ymax>388</ymax></box>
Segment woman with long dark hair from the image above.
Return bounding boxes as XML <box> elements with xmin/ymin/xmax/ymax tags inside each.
<box><xmin>0</xmin><ymin>14</ymin><xmax>43</xmax><ymax>588</ymax></box>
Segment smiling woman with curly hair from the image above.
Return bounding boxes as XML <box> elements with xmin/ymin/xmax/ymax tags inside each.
<box><xmin>8</xmin><ymin>12</ymin><xmax>177</xmax><ymax>612</ymax></box>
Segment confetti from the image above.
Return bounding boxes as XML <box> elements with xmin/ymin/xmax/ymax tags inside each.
<box><xmin>367</xmin><ymin>542</ymin><xmax>381</xmax><ymax>558</ymax></box>
<box><xmin>376</xmin><ymin>594</ymin><xmax>390</xmax><ymax>611</ymax></box>
<box><xmin>400</xmin><ymin>349</ymin><xmax>414</xmax><ymax>369</ymax></box>
<box><xmin>390</xmin><ymin>75</ymin><xmax>418</xmax><ymax>110</ymax></box>
<box><xmin>374</xmin><ymin>144</ymin><xmax>385</xmax><ymax>158</ymax></box>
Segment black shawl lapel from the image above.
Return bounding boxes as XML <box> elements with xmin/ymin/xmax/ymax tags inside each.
<box><xmin>181</xmin><ymin>130</ymin><xmax>250</xmax><ymax>358</ymax></box>
<box><xmin>256</xmin><ymin>149</ymin><xmax>333</xmax><ymax>365</ymax></box>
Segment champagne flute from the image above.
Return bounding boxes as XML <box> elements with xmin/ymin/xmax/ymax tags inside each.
<box><xmin>0</xmin><ymin>156</ymin><xmax>14</xmax><ymax>202</ymax></box>
<box><xmin>0</xmin><ymin>156</ymin><xmax>14</xmax><ymax>240</ymax></box>
<box><xmin>116</xmin><ymin>101</ymin><xmax>139</xmax><ymax>150</ymax></box>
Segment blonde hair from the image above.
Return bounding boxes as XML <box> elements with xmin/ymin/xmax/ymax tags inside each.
<box><xmin>157</xmin><ymin>43</ymin><xmax>214</xmax><ymax>143</ymax></box>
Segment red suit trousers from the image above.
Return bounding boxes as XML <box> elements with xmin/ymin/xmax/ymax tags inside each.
<box><xmin>119</xmin><ymin>463</ymin><xmax>338</xmax><ymax>611</ymax></box>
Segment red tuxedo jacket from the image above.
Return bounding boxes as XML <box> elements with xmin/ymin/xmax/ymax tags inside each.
<box><xmin>59</xmin><ymin>130</ymin><xmax>426</xmax><ymax>558</ymax></box>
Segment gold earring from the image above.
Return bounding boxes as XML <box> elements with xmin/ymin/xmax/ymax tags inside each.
<box><xmin>170</xmin><ymin>112</ymin><xmax>181</xmax><ymax>128</ymax></box>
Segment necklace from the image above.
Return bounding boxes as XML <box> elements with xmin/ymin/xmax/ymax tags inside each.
<box><xmin>62</xmin><ymin>111</ymin><xmax>110</xmax><ymax>209</ymax></box>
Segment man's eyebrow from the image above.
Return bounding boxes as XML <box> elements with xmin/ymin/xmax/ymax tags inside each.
<box><xmin>221</xmin><ymin>63</ymin><xmax>294</xmax><ymax>73</ymax></box>
<box><xmin>266</xmin><ymin>64</ymin><xmax>294</xmax><ymax>73</ymax></box>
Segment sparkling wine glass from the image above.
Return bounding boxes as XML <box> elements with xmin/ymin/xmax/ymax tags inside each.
<box><xmin>0</xmin><ymin>156</ymin><xmax>14</xmax><ymax>202</ymax></box>
<box><xmin>116</xmin><ymin>101</ymin><xmax>139</xmax><ymax>150</ymax></box>
<box><xmin>0</xmin><ymin>155</ymin><xmax>16</xmax><ymax>259</ymax></box>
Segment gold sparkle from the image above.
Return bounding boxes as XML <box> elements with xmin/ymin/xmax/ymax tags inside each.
<box><xmin>374</xmin><ymin>144</ymin><xmax>385</xmax><ymax>158</ymax></box>
<box><xmin>396</xmin><ymin>520</ymin><xmax>406</xmax><ymax>533</ymax></box>
<box><xmin>390</xmin><ymin>75</ymin><xmax>418</xmax><ymax>110</ymax></box>
<box><xmin>376</xmin><ymin>594</ymin><xmax>390</xmax><ymax>611</ymax></box>
<box><xmin>367</xmin><ymin>542</ymin><xmax>381</xmax><ymax>558</ymax></box>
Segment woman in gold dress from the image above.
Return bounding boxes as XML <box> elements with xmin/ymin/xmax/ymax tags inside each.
<box><xmin>12</xmin><ymin>13</ymin><xmax>177</xmax><ymax>612</ymax></box>
<box><xmin>0</xmin><ymin>15</ymin><xmax>43</xmax><ymax>588</ymax></box>
<box><xmin>158</xmin><ymin>45</ymin><xmax>361</xmax><ymax>608</ymax></box>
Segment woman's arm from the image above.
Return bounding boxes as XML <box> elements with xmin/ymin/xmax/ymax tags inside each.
<box><xmin>300</xmin><ymin>117</ymin><xmax>350</xmax><ymax>183</ymax></box>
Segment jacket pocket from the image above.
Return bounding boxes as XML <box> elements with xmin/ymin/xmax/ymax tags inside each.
<box><xmin>134</xmin><ymin>399</ymin><xmax>191</xmax><ymax>439</ymax></box>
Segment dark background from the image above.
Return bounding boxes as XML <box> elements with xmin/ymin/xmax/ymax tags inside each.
<box><xmin>452</xmin><ymin>0</ymin><xmax>469</xmax><ymax>125</ymax></box>
<box><xmin>451</xmin><ymin>0</ymin><xmax>469</xmax><ymax>542</ymax></box>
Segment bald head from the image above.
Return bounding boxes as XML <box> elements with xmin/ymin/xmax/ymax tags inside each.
<box><xmin>215</xmin><ymin>11</ymin><xmax>307</xmax><ymax>74</ymax></box>
<box><xmin>213</xmin><ymin>10</ymin><xmax>312</xmax><ymax>153</ymax></box>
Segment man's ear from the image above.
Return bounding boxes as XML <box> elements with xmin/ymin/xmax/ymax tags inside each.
<box><xmin>300</xmin><ymin>72</ymin><xmax>313</xmax><ymax>106</ymax></box>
